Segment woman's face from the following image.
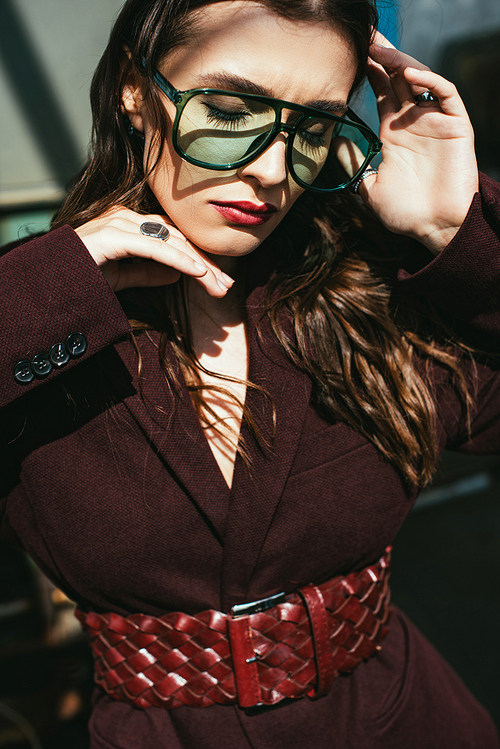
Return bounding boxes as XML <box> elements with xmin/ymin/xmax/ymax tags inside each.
<box><xmin>124</xmin><ymin>1</ymin><xmax>357</xmax><ymax>257</ymax></box>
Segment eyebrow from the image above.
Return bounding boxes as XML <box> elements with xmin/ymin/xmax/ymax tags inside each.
<box><xmin>192</xmin><ymin>72</ymin><xmax>348</xmax><ymax>114</ymax></box>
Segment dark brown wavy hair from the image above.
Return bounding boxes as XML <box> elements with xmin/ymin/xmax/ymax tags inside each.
<box><xmin>52</xmin><ymin>0</ymin><xmax>473</xmax><ymax>489</ymax></box>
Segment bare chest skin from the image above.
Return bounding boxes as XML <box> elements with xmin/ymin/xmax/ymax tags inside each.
<box><xmin>189</xmin><ymin>283</ymin><xmax>248</xmax><ymax>489</ymax></box>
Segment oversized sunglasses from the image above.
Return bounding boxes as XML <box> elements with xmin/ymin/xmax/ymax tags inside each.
<box><xmin>151</xmin><ymin>68</ymin><xmax>382</xmax><ymax>193</ymax></box>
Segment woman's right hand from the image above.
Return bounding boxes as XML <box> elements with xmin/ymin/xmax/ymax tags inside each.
<box><xmin>74</xmin><ymin>207</ymin><xmax>234</xmax><ymax>296</ymax></box>
<box><xmin>358</xmin><ymin>33</ymin><xmax>478</xmax><ymax>255</ymax></box>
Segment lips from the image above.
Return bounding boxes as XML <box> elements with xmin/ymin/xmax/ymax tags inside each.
<box><xmin>210</xmin><ymin>201</ymin><xmax>278</xmax><ymax>226</ymax></box>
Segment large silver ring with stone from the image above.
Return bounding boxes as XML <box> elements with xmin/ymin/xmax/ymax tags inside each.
<box><xmin>140</xmin><ymin>221</ymin><xmax>170</xmax><ymax>240</ymax></box>
<box><xmin>414</xmin><ymin>90</ymin><xmax>438</xmax><ymax>106</ymax></box>
<box><xmin>351</xmin><ymin>168</ymin><xmax>378</xmax><ymax>194</ymax></box>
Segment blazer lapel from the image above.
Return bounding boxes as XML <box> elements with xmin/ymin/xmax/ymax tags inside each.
<box><xmin>220</xmin><ymin>285</ymin><xmax>312</xmax><ymax>610</ymax></box>
<box><xmin>115</xmin><ymin>266</ymin><xmax>312</xmax><ymax>582</ymax></box>
<box><xmin>116</xmin><ymin>334</ymin><xmax>231</xmax><ymax>542</ymax></box>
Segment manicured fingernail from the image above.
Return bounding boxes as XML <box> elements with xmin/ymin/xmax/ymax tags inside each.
<box><xmin>194</xmin><ymin>262</ymin><xmax>208</xmax><ymax>272</ymax></box>
<box><xmin>217</xmin><ymin>278</ymin><xmax>229</xmax><ymax>291</ymax></box>
<box><xmin>221</xmin><ymin>272</ymin><xmax>234</xmax><ymax>286</ymax></box>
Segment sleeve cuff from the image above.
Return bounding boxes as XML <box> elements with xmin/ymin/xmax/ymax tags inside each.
<box><xmin>0</xmin><ymin>226</ymin><xmax>132</xmax><ymax>407</ymax></box>
<box><xmin>396</xmin><ymin>173</ymin><xmax>500</xmax><ymax>343</ymax></box>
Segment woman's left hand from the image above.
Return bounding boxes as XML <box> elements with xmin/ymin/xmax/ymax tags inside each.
<box><xmin>356</xmin><ymin>32</ymin><xmax>479</xmax><ymax>255</ymax></box>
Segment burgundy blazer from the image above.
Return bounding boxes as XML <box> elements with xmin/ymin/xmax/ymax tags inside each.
<box><xmin>1</xmin><ymin>176</ymin><xmax>500</xmax><ymax>749</ymax></box>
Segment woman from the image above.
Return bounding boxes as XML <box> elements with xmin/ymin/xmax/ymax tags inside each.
<box><xmin>1</xmin><ymin>0</ymin><xmax>499</xmax><ymax>747</ymax></box>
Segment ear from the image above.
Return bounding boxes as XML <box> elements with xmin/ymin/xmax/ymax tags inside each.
<box><xmin>120</xmin><ymin>56</ymin><xmax>146</xmax><ymax>133</ymax></box>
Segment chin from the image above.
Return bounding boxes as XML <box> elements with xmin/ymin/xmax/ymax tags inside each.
<box><xmin>184</xmin><ymin>223</ymin><xmax>276</xmax><ymax>257</ymax></box>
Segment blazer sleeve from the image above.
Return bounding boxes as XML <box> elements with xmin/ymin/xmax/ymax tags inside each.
<box><xmin>0</xmin><ymin>226</ymin><xmax>132</xmax><ymax>409</ymax></box>
<box><xmin>396</xmin><ymin>172</ymin><xmax>500</xmax><ymax>352</ymax></box>
<box><xmin>393</xmin><ymin>173</ymin><xmax>500</xmax><ymax>453</ymax></box>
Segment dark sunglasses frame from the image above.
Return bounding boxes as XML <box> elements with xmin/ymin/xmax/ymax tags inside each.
<box><xmin>151</xmin><ymin>67</ymin><xmax>382</xmax><ymax>193</ymax></box>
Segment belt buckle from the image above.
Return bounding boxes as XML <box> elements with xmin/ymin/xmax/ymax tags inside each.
<box><xmin>230</xmin><ymin>591</ymin><xmax>286</xmax><ymax>618</ymax></box>
<box><xmin>229</xmin><ymin>590</ymin><xmax>287</xmax><ymax>715</ymax></box>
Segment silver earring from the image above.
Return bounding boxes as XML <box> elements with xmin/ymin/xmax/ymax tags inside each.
<box><xmin>125</xmin><ymin>118</ymin><xmax>144</xmax><ymax>141</ymax></box>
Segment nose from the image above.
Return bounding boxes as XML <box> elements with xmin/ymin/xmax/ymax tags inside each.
<box><xmin>237</xmin><ymin>133</ymin><xmax>288</xmax><ymax>188</ymax></box>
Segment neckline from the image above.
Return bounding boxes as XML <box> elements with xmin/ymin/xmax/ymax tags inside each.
<box><xmin>182</xmin><ymin>363</ymin><xmax>247</xmax><ymax>494</ymax></box>
<box><xmin>119</xmin><ymin>247</ymin><xmax>280</xmax><ymax>504</ymax></box>
<box><xmin>167</xmin><ymin>277</ymin><xmax>268</xmax><ymax>499</ymax></box>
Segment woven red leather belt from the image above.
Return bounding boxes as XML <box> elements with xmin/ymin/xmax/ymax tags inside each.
<box><xmin>76</xmin><ymin>548</ymin><xmax>391</xmax><ymax>711</ymax></box>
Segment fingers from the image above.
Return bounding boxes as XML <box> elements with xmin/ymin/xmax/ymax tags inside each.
<box><xmin>333</xmin><ymin>138</ymin><xmax>366</xmax><ymax>179</ymax></box>
<box><xmin>369</xmin><ymin>38</ymin><xmax>434</xmax><ymax>109</ymax></box>
<box><xmin>366</xmin><ymin>58</ymin><xmax>400</xmax><ymax>119</ymax></box>
<box><xmin>114</xmin><ymin>234</ymin><xmax>228</xmax><ymax>295</ymax></box>
<box><xmin>76</xmin><ymin>209</ymin><xmax>234</xmax><ymax>296</ymax></box>
<box><xmin>355</xmin><ymin>172</ymin><xmax>377</xmax><ymax>202</ymax></box>
<box><xmin>370</xmin><ymin>39</ymin><xmax>431</xmax><ymax>80</ymax></box>
<box><xmin>368</xmin><ymin>38</ymin><xmax>467</xmax><ymax>123</ymax></box>
<box><xmin>112</xmin><ymin>260</ymin><xmax>182</xmax><ymax>292</ymax></box>
<box><xmin>333</xmin><ymin>139</ymin><xmax>377</xmax><ymax>202</ymax></box>
<box><xmin>371</xmin><ymin>31</ymin><xmax>396</xmax><ymax>50</ymax></box>
<box><xmin>159</xmin><ymin>224</ymin><xmax>234</xmax><ymax>291</ymax></box>
<box><xmin>402</xmin><ymin>67</ymin><xmax>468</xmax><ymax>118</ymax></box>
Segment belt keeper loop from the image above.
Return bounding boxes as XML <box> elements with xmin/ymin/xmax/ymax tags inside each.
<box><xmin>227</xmin><ymin>616</ymin><xmax>262</xmax><ymax>709</ymax></box>
<box><xmin>299</xmin><ymin>584</ymin><xmax>335</xmax><ymax>699</ymax></box>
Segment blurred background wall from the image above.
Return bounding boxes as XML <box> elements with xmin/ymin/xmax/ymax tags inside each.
<box><xmin>0</xmin><ymin>0</ymin><xmax>124</xmax><ymax>243</ymax></box>
<box><xmin>2</xmin><ymin>0</ymin><xmax>500</xmax><ymax>243</ymax></box>
<box><xmin>358</xmin><ymin>0</ymin><xmax>500</xmax><ymax>179</ymax></box>
<box><xmin>2</xmin><ymin>0</ymin><xmax>500</xmax><ymax>244</ymax></box>
<box><xmin>401</xmin><ymin>0</ymin><xmax>500</xmax><ymax>178</ymax></box>
<box><xmin>1</xmin><ymin>0</ymin><xmax>500</xmax><ymax>746</ymax></box>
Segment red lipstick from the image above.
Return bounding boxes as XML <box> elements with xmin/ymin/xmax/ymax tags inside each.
<box><xmin>210</xmin><ymin>201</ymin><xmax>278</xmax><ymax>226</ymax></box>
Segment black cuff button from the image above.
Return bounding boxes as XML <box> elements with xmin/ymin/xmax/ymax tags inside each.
<box><xmin>49</xmin><ymin>342</ymin><xmax>70</xmax><ymax>367</ymax></box>
<box><xmin>65</xmin><ymin>333</ymin><xmax>87</xmax><ymax>358</ymax></box>
<box><xmin>32</xmin><ymin>353</ymin><xmax>52</xmax><ymax>378</ymax></box>
<box><xmin>14</xmin><ymin>360</ymin><xmax>35</xmax><ymax>385</ymax></box>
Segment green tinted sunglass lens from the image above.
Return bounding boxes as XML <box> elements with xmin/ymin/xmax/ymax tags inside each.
<box><xmin>177</xmin><ymin>93</ymin><xmax>276</xmax><ymax>167</ymax></box>
<box><xmin>292</xmin><ymin>118</ymin><xmax>373</xmax><ymax>190</ymax></box>
<box><xmin>174</xmin><ymin>91</ymin><xmax>375</xmax><ymax>191</ymax></box>
<box><xmin>328</xmin><ymin>120</ymin><xmax>374</xmax><ymax>188</ymax></box>
<box><xmin>290</xmin><ymin>116</ymin><xmax>335</xmax><ymax>186</ymax></box>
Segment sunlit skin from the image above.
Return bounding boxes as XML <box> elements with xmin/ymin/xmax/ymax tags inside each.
<box><xmin>76</xmin><ymin>2</ymin><xmax>478</xmax><ymax>487</ymax></box>
<box><xmin>119</xmin><ymin>3</ymin><xmax>356</xmax><ymax>487</ymax></box>
<box><xmin>127</xmin><ymin>2</ymin><xmax>357</xmax><ymax>266</ymax></box>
